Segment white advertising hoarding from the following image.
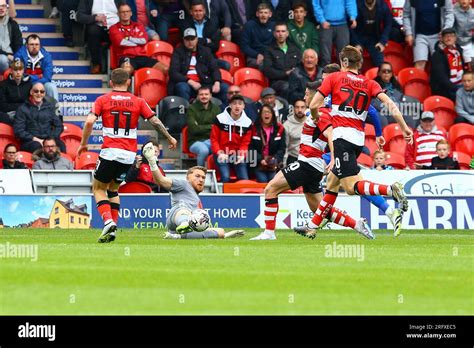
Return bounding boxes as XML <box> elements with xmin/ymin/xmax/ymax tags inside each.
<box><xmin>0</xmin><ymin>170</ymin><xmax>33</xmax><ymax>194</ymax></box>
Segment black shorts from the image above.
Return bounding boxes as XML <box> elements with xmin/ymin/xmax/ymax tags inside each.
<box><xmin>331</xmin><ymin>138</ymin><xmax>363</xmax><ymax>179</ymax></box>
<box><xmin>119</xmin><ymin>56</ymin><xmax>158</xmax><ymax>70</ymax></box>
<box><xmin>94</xmin><ymin>157</ymin><xmax>132</xmax><ymax>184</ymax></box>
<box><xmin>282</xmin><ymin>160</ymin><xmax>323</xmax><ymax>194</ymax></box>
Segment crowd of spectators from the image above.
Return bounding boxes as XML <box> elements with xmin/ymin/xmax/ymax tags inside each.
<box><xmin>0</xmin><ymin>0</ymin><xmax>473</xmax><ymax>181</ymax></box>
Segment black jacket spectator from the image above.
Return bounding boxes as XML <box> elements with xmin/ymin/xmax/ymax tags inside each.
<box><xmin>351</xmin><ymin>0</ymin><xmax>392</xmax><ymax>47</ymax></box>
<box><xmin>0</xmin><ymin>74</ymin><xmax>32</xmax><ymax>114</ymax></box>
<box><xmin>180</xmin><ymin>16</ymin><xmax>221</xmax><ymax>53</ymax></box>
<box><xmin>0</xmin><ymin>17</ymin><xmax>22</xmax><ymax>57</ymax></box>
<box><xmin>288</xmin><ymin>62</ymin><xmax>322</xmax><ymax>104</ymax></box>
<box><xmin>430</xmin><ymin>42</ymin><xmax>465</xmax><ymax>101</ymax></box>
<box><xmin>227</xmin><ymin>0</ymin><xmax>254</xmax><ymax>44</ymax></box>
<box><xmin>250</xmin><ymin>122</ymin><xmax>286</xmax><ymax>166</ymax></box>
<box><xmin>168</xmin><ymin>43</ymin><xmax>221</xmax><ymax>94</ymax></box>
<box><xmin>13</xmin><ymin>98</ymin><xmax>64</xmax><ymax>152</ymax></box>
<box><xmin>423</xmin><ymin>156</ymin><xmax>460</xmax><ymax>170</ymax></box>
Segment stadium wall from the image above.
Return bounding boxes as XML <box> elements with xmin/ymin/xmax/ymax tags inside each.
<box><xmin>0</xmin><ymin>194</ymin><xmax>472</xmax><ymax>230</ymax></box>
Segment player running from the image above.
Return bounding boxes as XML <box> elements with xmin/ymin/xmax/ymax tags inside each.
<box><xmin>78</xmin><ymin>68</ymin><xmax>178</xmax><ymax>243</ymax></box>
<box><xmin>294</xmin><ymin>46</ymin><xmax>413</xmax><ymax>239</ymax></box>
<box><xmin>250</xmin><ymin>81</ymin><xmax>373</xmax><ymax>241</ymax></box>
<box><xmin>141</xmin><ymin>143</ymin><xmax>244</xmax><ymax>240</ymax></box>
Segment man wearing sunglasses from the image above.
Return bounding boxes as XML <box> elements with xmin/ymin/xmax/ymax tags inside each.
<box><xmin>13</xmin><ymin>82</ymin><xmax>65</xmax><ymax>153</ymax></box>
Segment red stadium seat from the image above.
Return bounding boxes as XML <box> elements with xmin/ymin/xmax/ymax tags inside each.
<box><xmin>75</xmin><ymin>151</ymin><xmax>99</xmax><ymax>170</ymax></box>
<box><xmin>233</xmin><ymin>67</ymin><xmax>268</xmax><ymax>102</ymax></box>
<box><xmin>146</xmin><ymin>40</ymin><xmax>174</xmax><ymax>68</ymax></box>
<box><xmin>220</xmin><ymin>68</ymin><xmax>233</xmax><ymax>86</ymax></box>
<box><xmin>384</xmin><ymin>41</ymin><xmax>410</xmax><ymax>75</ymax></box>
<box><xmin>60</xmin><ymin>123</ymin><xmax>83</xmax><ymax>160</ymax></box>
<box><xmin>398</xmin><ymin>67</ymin><xmax>431</xmax><ymax>102</ymax></box>
<box><xmin>181</xmin><ymin>126</ymin><xmax>196</xmax><ymax>158</ymax></box>
<box><xmin>16</xmin><ymin>151</ymin><xmax>34</xmax><ymax>169</ymax></box>
<box><xmin>3</xmin><ymin>68</ymin><xmax>11</xmax><ymax>80</ymax></box>
<box><xmin>357</xmin><ymin>153</ymin><xmax>373</xmax><ymax>168</ymax></box>
<box><xmin>239</xmin><ymin>187</ymin><xmax>264</xmax><ymax>194</ymax></box>
<box><xmin>383</xmin><ymin>123</ymin><xmax>407</xmax><ymax>156</ymax></box>
<box><xmin>216</xmin><ymin>40</ymin><xmax>246</xmax><ymax>75</ymax></box>
<box><xmin>364</xmin><ymin>67</ymin><xmax>378</xmax><ymax>80</ymax></box>
<box><xmin>364</xmin><ymin>124</ymin><xmax>378</xmax><ymax>155</ymax></box>
<box><xmin>361</xmin><ymin>49</ymin><xmax>374</xmax><ymax>74</ymax></box>
<box><xmin>118</xmin><ymin>182</ymin><xmax>153</xmax><ymax>193</ymax></box>
<box><xmin>167</xmin><ymin>27</ymin><xmax>182</xmax><ymax>47</ymax></box>
<box><xmin>60</xmin><ymin>152</ymin><xmax>74</xmax><ymax>164</ymax></box>
<box><xmin>206</xmin><ymin>154</ymin><xmax>237</xmax><ymax>182</ymax></box>
<box><xmin>423</xmin><ymin>96</ymin><xmax>457</xmax><ymax>130</ymax></box>
<box><xmin>109</xmin><ymin>44</ymin><xmax>119</xmax><ymax>70</ymax></box>
<box><xmin>134</xmin><ymin>67</ymin><xmax>167</xmax><ymax>108</ymax></box>
<box><xmin>0</xmin><ymin>123</ymin><xmax>19</xmax><ymax>151</ymax></box>
<box><xmin>453</xmin><ymin>151</ymin><xmax>471</xmax><ymax>170</ymax></box>
<box><xmin>448</xmin><ymin>123</ymin><xmax>474</xmax><ymax>156</ymax></box>
<box><xmin>384</xmin><ymin>151</ymin><xmax>406</xmax><ymax>169</ymax></box>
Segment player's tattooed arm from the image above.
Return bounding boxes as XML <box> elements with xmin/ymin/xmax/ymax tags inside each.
<box><xmin>77</xmin><ymin>113</ymin><xmax>97</xmax><ymax>157</ymax></box>
<box><xmin>149</xmin><ymin>116</ymin><xmax>178</xmax><ymax>149</ymax></box>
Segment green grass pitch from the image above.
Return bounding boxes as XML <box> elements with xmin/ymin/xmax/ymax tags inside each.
<box><xmin>0</xmin><ymin>228</ymin><xmax>472</xmax><ymax>315</ymax></box>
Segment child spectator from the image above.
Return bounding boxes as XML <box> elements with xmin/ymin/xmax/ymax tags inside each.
<box><xmin>372</xmin><ymin>149</ymin><xmax>394</xmax><ymax>171</ymax></box>
<box><xmin>416</xmin><ymin>139</ymin><xmax>460</xmax><ymax>169</ymax></box>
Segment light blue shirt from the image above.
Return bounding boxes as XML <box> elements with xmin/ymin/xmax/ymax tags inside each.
<box><xmin>194</xmin><ymin>19</ymin><xmax>207</xmax><ymax>38</ymax></box>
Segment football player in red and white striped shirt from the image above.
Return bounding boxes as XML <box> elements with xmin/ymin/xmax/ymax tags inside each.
<box><xmin>295</xmin><ymin>46</ymin><xmax>413</xmax><ymax>239</ymax></box>
<box><xmin>250</xmin><ymin>80</ymin><xmax>371</xmax><ymax>240</ymax></box>
<box><xmin>77</xmin><ymin>68</ymin><xmax>177</xmax><ymax>243</ymax></box>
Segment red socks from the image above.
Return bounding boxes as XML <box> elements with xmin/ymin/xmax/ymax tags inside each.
<box><xmin>310</xmin><ymin>190</ymin><xmax>338</xmax><ymax>227</ymax></box>
<box><xmin>328</xmin><ymin>207</ymin><xmax>356</xmax><ymax>229</ymax></box>
<box><xmin>97</xmin><ymin>200</ymin><xmax>112</xmax><ymax>223</ymax></box>
<box><xmin>264</xmin><ymin>198</ymin><xmax>279</xmax><ymax>232</ymax></box>
<box><xmin>110</xmin><ymin>203</ymin><xmax>120</xmax><ymax>224</ymax></box>
<box><xmin>354</xmin><ymin>180</ymin><xmax>392</xmax><ymax>196</ymax></box>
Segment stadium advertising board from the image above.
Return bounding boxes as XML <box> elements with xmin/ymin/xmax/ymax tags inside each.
<box><xmin>360</xmin><ymin>170</ymin><xmax>474</xmax><ymax>195</ymax></box>
<box><xmin>0</xmin><ymin>170</ymin><xmax>33</xmax><ymax>194</ymax></box>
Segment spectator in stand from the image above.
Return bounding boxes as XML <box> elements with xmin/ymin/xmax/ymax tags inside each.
<box><xmin>430</xmin><ymin>27</ymin><xmax>464</xmax><ymax>101</ymax></box>
<box><xmin>250</xmin><ymin>104</ymin><xmax>286</xmax><ymax>183</ymax></box>
<box><xmin>180</xmin><ymin>1</ymin><xmax>221</xmax><ymax>53</ymax></box>
<box><xmin>227</xmin><ymin>0</ymin><xmax>253</xmax><ymax>45</ymax></box>
<box><xmin>455</xmin><ymin>71</ymin><xmax>474</xmax><ymax>124</ymax></box>
<box><xmin>374</xmin><ymin>61</ymin><xmax>403</xmax><ymax>97</ymax></box>
<box><xmin>149</xmin><ymin>0</ymin><xmax>185</xmax><ymax>42</ymax></box>
<box><xmin>183</xmin><ymin>0</ymin><xmax>232</xmax><ymax>41</ymax></box>
<box><xmin>453</xmin><ymin>0</ymin><xmax>473</xmax><ymax>70</ymax></box>
<box><xmin>372</xmin><ymin>149</ymin><xmax>394</xmax><ymax>170</ymax></box>
<box><xmin>109</xmin><ymin>3</ymin><xmax>168</xmax><ymax>76</ymax></box>
<box><xmin>13</xmin><ymin>82</ymin><xmax>65</xmax><ymax>153</ymax></box>
<box><xmin>252</xmin><ymin>87</ymin><xmax>289</xmax><ymax>123</ymax></box>
<box><xmin>387</xmin><ymin>0</ymin><xmax>406</xmax><ymax>43</ymax></box>
<box><xmin>288</xmin><ymin>48</ymin><xmax>321</xmax><ymax>104</ymax></box>
<box><xmin>56</xmin><ymin>0</ymin><xmax>80</xmax><ymax>47</ymax></box>
<box><xmin>283</xmin><ymin>98</ymin><xmax>306</xmax><ymax>165</ymax></box>
<box><xmin>210</xmin><ymin>94</ymin><xmax>252</xmax><ymax>182</ymax></box>
<box><xmin>187</xmin><ymin>86</ymin><xmax>220</xmax><ymax>166</ymax></box>
<box><xmin>0</xmin><ymin>59</ymin><xmax>32</xmax><ymax>126</ymax></box>
<box><xmin>220</xmin><ymin>85</ymin><xmax>256</xmax><ymax>121</ymax></box>
<box><xmin>242</xmin><ymin>3</ymin><xmax>276</xmax><ymax>69</ymax></box>
<box><xmin>5</xmin><ymin>0</ymin><xmax>16</xmax><ymax>18</ymax></box>
<box><xmin>126</xmin><ymin>141</ymin><xmax>166</xmax><ymax>192</ymax></box>
<box><xmin>126</xmin><ymin>0</ymin><xmax>160</xmax><ymax>40</ymax></box>
<box><xmin>49</xmin><ymin>0</ymin><xmax>59</xmax><ymax>18</ymax></box>
<box><xmin>351</xmin><ymin>0</ymin><xmax>392</xmax><ymax>67</ymax></box>
<box><xmin>416</xmin><ymin>139</ymin><xmax>460</xmax><ymax>169</ymax></box>
<box><xmin>76</xmin><ymin>0</ymin><xmax>120</xmax><ymax>74</ymax></box>
<box><xmin>0</xmin><ymin>0</ymin><xmax>22</xmax><ymax>74</ymax></box>
<box><xmin>32</xmin><ymin>137</ymin><xmax>73</xmax><ymax>170</ymax></box>
<box><xmin>0</xmin><ymin>143</ymin><xmax>27</xmax><ymax>169</ymax></box>
<box><xmin>261</xmin><ymin>0</ymin><xmax>292</xmax><ymax>22</ymax></box>
<box><xmin>263</xmin><ymin>23</ymin><xmax>301</xmax><ymax>99</ymax></box>
<box><xmin>288</xmin><ymin>2</ymin><xmax>319</xmax><ymax>54</ymax></box>
<box><xmin>14</xmin><ymin>34</ymin><xmax>58</xmax><ymax>102</ymax></box>
<box><xmin>168</xmin><ymin>28</ymin><xmax>228</xmax><ymax>103</ymax></box>
<box><xmin>313</xmin><ymin>0</ymin><xmax>357</xmax><ymax>68</ymax></box>
<box><xmin>402</xmin><ymin>0</ymin><xmax>454</xmax><ymax>71</ymax></box>
<box><xmin>405</xmin><ymin>111</ymin><xmax>446</xmax><ymax>170</ymax></box>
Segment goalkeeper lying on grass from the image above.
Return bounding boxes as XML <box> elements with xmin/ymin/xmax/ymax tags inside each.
<box><xmin>142</xmin><ymin>142</ymin><xmax>244</xmax><ymax>239</ymax></box>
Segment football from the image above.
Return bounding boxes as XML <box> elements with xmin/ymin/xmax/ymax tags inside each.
<box><xmin>189</xmin><ymin>209</ymin><xmax>211</xmax><ymax>232</ymax></box>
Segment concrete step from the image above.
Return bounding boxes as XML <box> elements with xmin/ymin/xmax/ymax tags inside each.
<box><xmin>53</xmin><ymin>60</ymin><xmax>91</xmax><ymax>75</ymax></box>
<box><xmin>17</xmin><ymin>18</ymin><xmax>58</xmax><ymax>33</ymax></box>
<box><xmin>47</xmin><ymin>46</ymin><xmax>82</xmax><ymax>60</ymax></box>
<box><xmin>53</xmin><ymin>74</ymin><xmax>105</xmax><ymax>88</ymax></box>
<box><xmin>58</xmin><ymin>88</ymin><xmax>111</xmax><ymax>102</ymax></box>
<box><xmin>23</xmin><ymin>32</ymin><xmax>65</xmax><ymax>46</ymax></box>
<box><xmin>16</xmin><ymin>4</ymin><xmax>44</xmax><ymax>18</ymax></box>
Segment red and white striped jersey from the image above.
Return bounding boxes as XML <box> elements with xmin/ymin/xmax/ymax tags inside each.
<box><xmin>92</xmin><ymin>90</ymin><xmax>155</xmax><ymax>164</ymax></box>
<box><xmin>318</xmin><ymin>71</ymin><xmax>383</xmax><ymax>146</ymax></box>
<box><xmin>405</xmin><ymin>129</ymin><xmax>447</xmax><ymax>168</ymax></box>
<box><xmin>298</xmin><ymin>109</ymin><xmax>332</xmax><ymax>172</ymax></box>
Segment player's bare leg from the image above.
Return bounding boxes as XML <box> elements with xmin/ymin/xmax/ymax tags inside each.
<box><xmin>250</xmin><ymin>171</ymin><xmax>291</xmax><ymax>240</ymax></box>
<box><xmin>94</xmin><ymin>179</ymin><xmax>117</xmax><ymax>243</ymax></box>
